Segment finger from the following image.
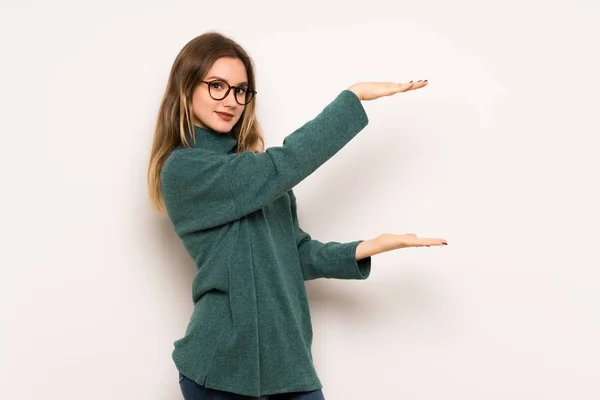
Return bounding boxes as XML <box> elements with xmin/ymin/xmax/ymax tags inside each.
<box><xmin>423</xmin><ymin>238</ymin><xmax>447</xmax><ymax>246</ymax></box>
<box><xmin>412</xmin><ymin>238</ymin><xmax>446</xmax><ymax>246</ymax></box>
<box><xmin>409</xmin><ymin>80</ymin><xmax>428</xmax><ymax>91</ymax></box>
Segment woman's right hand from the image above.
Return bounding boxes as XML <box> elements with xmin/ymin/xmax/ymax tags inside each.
<box><xmin>348</xmin><ymin>80</ymin><xmax>428</xmax><ymax>101</ymax></box>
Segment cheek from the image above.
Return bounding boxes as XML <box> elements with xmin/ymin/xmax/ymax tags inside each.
<box><xmin>235</xmin><ymin>108</ymin><xmax>246</xmax><ymax>124</ymax></box>
<box><xmin>238</xmin><ymin>105</ymin><xmax>246</xmax><ymax>117</ymax></box>
<box><xmin>191</xmin><ymin>91</ymin><xmax>213</xmax><ymax>119</ymax></box>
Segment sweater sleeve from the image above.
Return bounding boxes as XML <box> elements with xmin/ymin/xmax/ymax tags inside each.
<box><xmin>161</xmin><ymin>90</ymin><xmax>369</xmax><ymax>234</ymax></box>
<box><xmin>288</xmin><ymin>190</ymin><xmax>371</xmax><ymax>281</ymax></box>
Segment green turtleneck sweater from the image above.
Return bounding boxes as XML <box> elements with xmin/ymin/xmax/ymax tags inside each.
<box><xmin>160</xmin><ymin>89</ymin><xmax>372</xmax><ymax>397</ymax></box>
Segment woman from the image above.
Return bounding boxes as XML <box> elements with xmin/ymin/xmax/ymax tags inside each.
<box><xmin>147</xmin><ymin>31</ymin><xmax>446</xmax><ymax>400</ymax></box>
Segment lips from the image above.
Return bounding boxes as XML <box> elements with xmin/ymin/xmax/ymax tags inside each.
<box><xmin>215</xmin><ymin>111</ymin><xmax>234</xmax><ymax>121</ymax></box>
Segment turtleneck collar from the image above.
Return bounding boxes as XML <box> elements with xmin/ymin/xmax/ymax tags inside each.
<box><xmin>190</xmin><ymin>125</ymin><xmax>238</xmax><ymax>154</ymax></box>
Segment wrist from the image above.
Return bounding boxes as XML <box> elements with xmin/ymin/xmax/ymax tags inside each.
<box><xmin>355</xmin><ymin>238</ymin><xmax>381</xmax><ymax>260</ymax></box>
<box><xmin>347</xmin><ymin>85</ymin><xmax>362</xmax><ymax>100</ymax></box>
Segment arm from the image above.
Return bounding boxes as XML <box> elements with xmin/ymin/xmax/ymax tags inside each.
<box><xmin>161</xmin><ymin>90</ymin><xmax>368</xmax><ymax>234</ymax></box>
<box><xmin>288</xmin><ymin>190</ymin><xmax>371</xmax><ymax>281</ymax></box>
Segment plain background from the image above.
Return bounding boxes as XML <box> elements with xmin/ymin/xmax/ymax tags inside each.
<box><xmin>1</xmin><ymin>0</ymin><xmax>599</xmax><ymax>399</ymax></box>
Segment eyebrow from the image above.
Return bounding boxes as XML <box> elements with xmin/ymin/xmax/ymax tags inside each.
<box><xmin>205</xmin><ymin>76</ymin><xmax>249</xmax><ymax>86</ymax></box>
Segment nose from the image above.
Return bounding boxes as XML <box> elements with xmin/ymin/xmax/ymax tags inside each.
<box><xmin>222</xmin><ymin>88</ymin><xmax>237</xmax><ymax>107</ymax></box>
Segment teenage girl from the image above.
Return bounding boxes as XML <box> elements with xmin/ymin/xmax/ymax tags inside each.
<box><xmin>148</xmin><ymin>31</ymin><xmax>447</xmax><ymax>400</ymax></box>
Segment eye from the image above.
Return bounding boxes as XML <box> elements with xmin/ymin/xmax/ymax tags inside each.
<box><xmin>235</xmin><ymin>86</ymin><xmax>248</xmax><ymax>94</ymax></box>
<box><xmin>210</xmin><ymin>81</ymin><xmax>224</xmax><ymax>90</ymax></box>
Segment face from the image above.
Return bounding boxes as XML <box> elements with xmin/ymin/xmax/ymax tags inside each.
<box><xmin>191</xmin><ymin>57</ymin><xmax>249</xmax><ymax>134</ymax></box>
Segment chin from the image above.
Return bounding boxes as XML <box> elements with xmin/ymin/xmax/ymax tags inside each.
<box><xmin>211</xmin><ymin>119</ymin><xmax>239</xmax><ymax>134</ymax></box>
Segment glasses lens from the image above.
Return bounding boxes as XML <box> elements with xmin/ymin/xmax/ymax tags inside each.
<box><xmin>207</xmin><ymin>80</ymin><xmax>229</xmax><ymax>100</ymax></box>
<box><xmin>232</xmin><ymin>85</ymin><xmax>250</xmax><ymax>105</ymax></box>
<box><xmin>245</xmin><ymin>89</ymin><xmax>255</xmax><ymax>104</ymax></box>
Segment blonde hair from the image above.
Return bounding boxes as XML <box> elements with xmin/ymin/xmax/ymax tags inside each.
<box><xmin>147</xmin><ymin>31</ymin><xmax>265</xmax><ymax>215</ymax></box>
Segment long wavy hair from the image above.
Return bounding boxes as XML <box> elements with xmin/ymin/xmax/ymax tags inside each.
<box><xmin>147</xmin><ymin>31</ymin><xmax>265</xmax><ymax>215</ymax></box>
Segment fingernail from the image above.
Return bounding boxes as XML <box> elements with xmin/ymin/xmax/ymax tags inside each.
<box><xmin>409</xmin><ymin>81</ymin><xmax>413</xmax><ymax>83</ymax></box>
<box><xmin>417</xmin><ymin>80</ymin><xmax>422</xmax><ymax>82</ymax></box>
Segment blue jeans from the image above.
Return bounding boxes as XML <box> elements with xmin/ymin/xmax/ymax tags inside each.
<box><xmin>179</xmin><ymin>372</ymin><xmax>326</xmax><ymax>400</ymax></box>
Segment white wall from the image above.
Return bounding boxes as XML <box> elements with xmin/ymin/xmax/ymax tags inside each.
<box><xmin>2</xmin><ymin>0</ymin><xmax>599</xmax><ymax>399</ymax></box>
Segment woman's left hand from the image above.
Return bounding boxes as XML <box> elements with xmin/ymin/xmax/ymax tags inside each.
<box><xmin>356</xmin><ymin>233</ymin><xmax>447</xmax><ymax>260</ymax></box>
<box><xmin>375</xmin><ymin>233</ymin><xmax>447</xmax><ymax>251</ymax></box>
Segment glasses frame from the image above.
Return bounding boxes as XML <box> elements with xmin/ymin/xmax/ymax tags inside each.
<box><xmin>200</xmin><ymin>80</ymin><xmax>257</xmax><ymax>105</ymax></box>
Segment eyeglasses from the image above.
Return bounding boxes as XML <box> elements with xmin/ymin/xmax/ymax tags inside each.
<box><xmin>200</xmin><ymin>79</ymin><xmax>257</xmax><ymax>105</ymax></box>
